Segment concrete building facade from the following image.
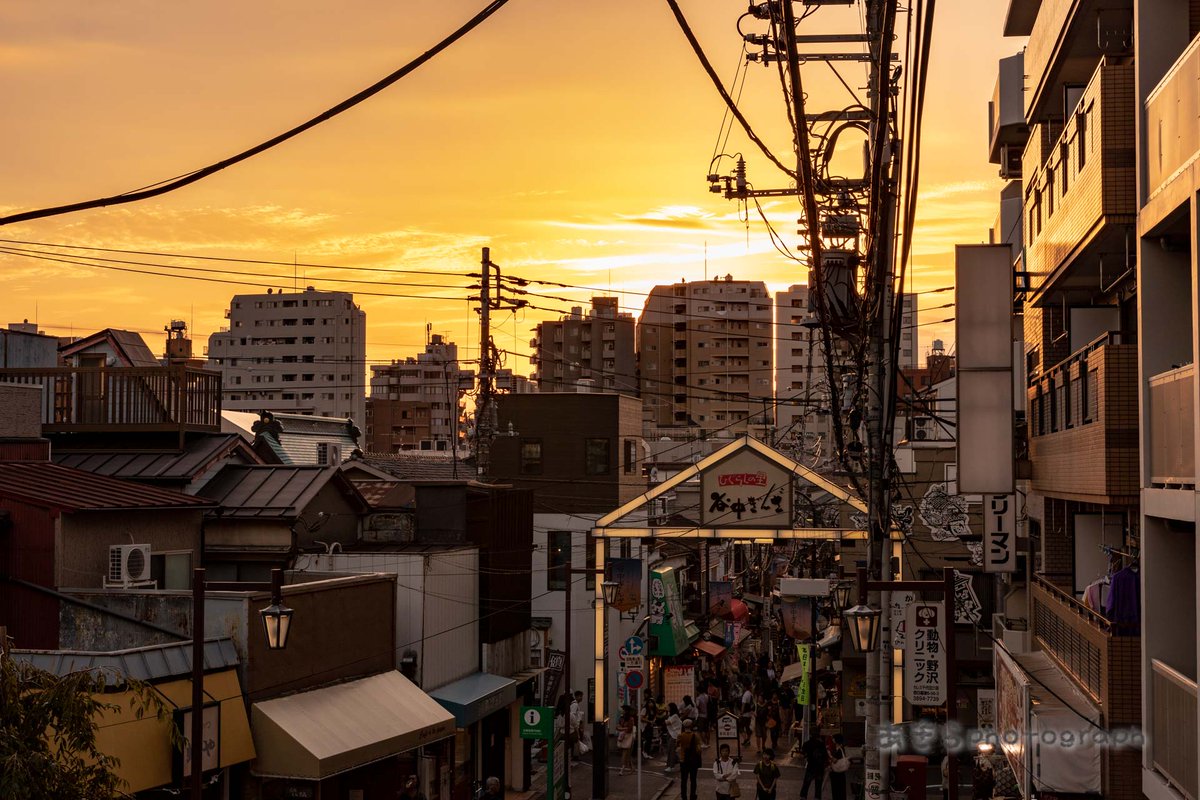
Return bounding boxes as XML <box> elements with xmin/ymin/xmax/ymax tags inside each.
<box><xmin>638</xmin><ymin>276</ymin><xmax>774</xmax><ymax>436</ymax></box>
<box><xmin>207</xmin><ymin>287</ymin><xmax>367</xmax><ymax>423</ymax></box>
<box><xmin>367</xmin><ymin>335</ymin><xmax>473</xmax><ymax>453</ymax></box>
<box><xmin>531</xmin><ymin>296</ymin><xmax>636</xmax><ymax>394</ymax></box>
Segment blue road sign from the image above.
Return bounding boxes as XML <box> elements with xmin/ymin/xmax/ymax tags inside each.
<box><xmin>624</xmin><ymin>635</ymin><xmax>645</xmax><ymax>656</ymax></box>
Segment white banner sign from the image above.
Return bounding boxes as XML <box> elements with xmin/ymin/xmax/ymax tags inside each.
<box><xmin>904</xmin><ymin>601</ymin><xmax>947</xmax><ymax>706</ymax></box>
<box><xmin>984</xmin><ymin>494</ymin><xmax>1017</xmax><ymax>573</ymax></box>
<box><xmin>977</xmin><ymin>688</ymin><xmax>996</xmax><ymax>729</ymax></box>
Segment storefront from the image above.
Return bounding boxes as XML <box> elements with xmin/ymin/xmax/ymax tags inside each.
<box><xmin>251</xmin><ymin>670</ymin><xmax>456</xmax><ymax>800</ymax></box>
<box><xmin>429</xmin><ymin>672</ymin><xmax>519</xmax><ymax>799</ymax></box>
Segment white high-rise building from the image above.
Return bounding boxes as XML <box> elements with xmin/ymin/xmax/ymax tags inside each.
<box><xmin>207</xmin><ymin>287</ymin><xmax>366</xmax><ymax>424</ymax></box>
<box><xmin>774</xmin><ymin>285</ymin><xmax>834</xmax><ymax>462</ymax></box>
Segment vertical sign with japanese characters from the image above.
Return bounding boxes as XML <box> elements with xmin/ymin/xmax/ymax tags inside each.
<box><xmin>903</xmin><ymin>601</ymin><xmax>946</xmax><ymax>706</ymax></box>
<box><xmin>888</xmin><ymin>591</ymin><xmax>916</xmax><ymax>649</ymax></box>
<box><xmin>795</xmin><ymin>644</ymin><xmax>812</xmax><ymax>705</ymax></box>
<box><xmin>984</xmin><ymin>494</ymin><xmax>1017</xmax><ymax>573</ymax></box>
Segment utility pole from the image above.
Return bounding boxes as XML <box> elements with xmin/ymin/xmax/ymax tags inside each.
<box><xmin>472</xmin><ymin>247</ymin><xmax>526</xmax><ymax>480</ymax></box>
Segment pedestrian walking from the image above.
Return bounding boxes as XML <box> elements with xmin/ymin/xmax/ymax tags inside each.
<box><xmin>713</xmin><ymin>744</ymin><xmax>740</xmax><ymax>799</ymax></box>
<box><xmin>739</xmin><ymin>687</ymin><xmax>754</xmax><ymax>746</ymax></box>
<box><xmin>829</xmin><ymin>733</ymin><xmax>850</xmax><ymax>800</ymax></box>
<box><xmin>678</xmin><ymin>719</ymin><xmax>703</xmax><ymax>800</ymax></box>
<box><xmin>696</xmin><ymin>691</ymin><xmax>711</xmax><ymax>746</ymax></box>
<box><xmin>665</xmin><ymin>703</ymin><xmax>683</xmax><ymax>771</ymax></box>
<box><xmin>753</xmin><ymin>748</ymin><xmax>780</xmax><ymax>800</ymax></box>
<box><xmin>798</xmin><ymin>730</ymin><xmax>828</xmax><ymax>800</ymax></box>
<box><xmin>617</xmin><ymin>705</ymin><xmax>637</xmax><ymax>775</ymax></box>
<box><xmin>765</xmin><ymin>699</ymin><xmax>782</xmax><ymax>751</ymax></box>
<box><xmin>753</xmin><ymin>696</ymin><xmax>769</xmax><ymax>751</ymax></box>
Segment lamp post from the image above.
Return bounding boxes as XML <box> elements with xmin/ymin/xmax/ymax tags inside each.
<box><xmin>848</xmin><ymin>566</ymin><xmax>959</xmax><ymax>800</ymax></box>
<box><xmin>191</xmin><ymin>567</ymin><xmax>292</xmax><ymax>800</ymax></box>
<box><xmin>560</xmin><ymin>556</ymin><xmax>611</xmax><ymax>800</ymax></box>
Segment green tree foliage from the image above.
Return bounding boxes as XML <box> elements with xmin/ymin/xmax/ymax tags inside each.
<box><xmin>0</xmin><ymin>651</ymin><xmax>171</xmax><ymax>799</ymax></box>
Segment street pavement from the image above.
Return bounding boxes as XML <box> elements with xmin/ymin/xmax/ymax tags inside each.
<box><xmin>516</xmin><ymin>729</ymin><xmax>844</xmax><ymax>800</ymax></box>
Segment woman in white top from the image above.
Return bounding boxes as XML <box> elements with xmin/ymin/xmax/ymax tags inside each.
<box><xmin>664</xmin><ymin>703</ymin><xmax>684</xmax><ymax>771</ymax></box>
<box><xmin>713</xmin><ymin>744</ymin><xmax>740</xmax><ymax>798</ymax></box>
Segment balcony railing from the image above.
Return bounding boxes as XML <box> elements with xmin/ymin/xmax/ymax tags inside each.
<box><xmin>1146</xmin><ymin>32</ymin><xmax>1200</xmax><ymax>198</ymax></box>
<box><xmin>1024</xmin><ymin>0</ymin><xmax>1075</xmax><ymax>118</ymax></box>
<box><xmin>1152</xmin><ymin>659</ymin><xmax>1198</xmax><ymax>799</ymax></box>
<box><xmin>0</xmin><ymin>366</ymin><xmax>222</xmax><ymax>436</ymax></box>
<box><xmin>1149</xmin><ymin>364</ymin><xmax>1195</xmax><ymax>486</ymax></box>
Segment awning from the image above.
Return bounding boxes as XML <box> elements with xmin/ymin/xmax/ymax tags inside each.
<box><xmin>429</xmin><ymin>672</ymin><xmax>518</xmax><ymax>727</ymax></box>
<box><xmin>510</xmin><ymin>667</ymin><xmax>548</xmax><ymax>686</ymax></box>
<box><xmin>251</xmin><ymin>671</ymin><xmax>455</xmax><ymax>780</ymax></box>
<box><xmin>780</xmin><ymin>661</ymin><xmax>806</xmax><ymax>684</ymax></box>
<box><xmin>694</xmin><ymin>640</ymin><xmax>727</xmax><ymax>658</ymax></box>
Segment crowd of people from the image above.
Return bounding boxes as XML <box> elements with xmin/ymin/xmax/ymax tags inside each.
<box><xmin>610</xmin><ymin>654</ymin><xmax>850</xmax><ymax>800</ymax></box>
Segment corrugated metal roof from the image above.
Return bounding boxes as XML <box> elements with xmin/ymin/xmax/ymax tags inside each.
<box><xmin>11</xmin><ymin>637</ymin><xmax>239</xmax><ymax>686</ymax></box>
<box><xmin>196</xmin><ymin>464</ymin><xmax>352</xmax><ymax>518</ymax></box>
<box><xmin>0</xmin><ymin>462</ymin><xmax>214</xmax><ymax>511</ymax></box>
<box><xmin>54</xmin><ymin>434</ymin><xmax>259</xmax><ymax>484</ymax></box>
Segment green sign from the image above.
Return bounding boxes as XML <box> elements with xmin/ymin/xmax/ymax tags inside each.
<box><xmin>519</xmin><ymin>706</ymin><xmax>554</xmax><ymax>740</ymax></box>
<box><xmin>649</xmin><ymin>567</ymin><xmax>692</xmax><ymax>657</ymax></box>
<box><xmin>795</xmin><ymin>644</ymin><xmax>812</xmax><ymax>705</ymax></box>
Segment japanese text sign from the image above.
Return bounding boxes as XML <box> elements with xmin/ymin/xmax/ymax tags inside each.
<box><xmin>984</xmin><ymin>494</ymin><xmax>1017</xmax><ymax>573</ymax></box>
<box><xmin>903</xmin><ymin>601</ymin><xmax>947</xmax><ymax>706</ymax></box>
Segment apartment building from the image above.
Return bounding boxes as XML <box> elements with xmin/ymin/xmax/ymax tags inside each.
<box><xmin>639</xmin><ymin>275</ymin><xmax>774</xmax><ymax>436</ymax></box>
<box><xmin>1134</xmin><ymin>3</ymin><xmax>1200</xmax><ymax>799</ymax></box>
<box><xmin>531</xmin><ymin>296</ymin><xmax>636</xmax><ymax>393</ymax></box>
<box><xmin>207</xmin><ymin>287</ymin><xmax>366</xmax><ymax>423</ymax></box>
<box><xmin>366</xmin><ymin>334</ymin><xmax>473</xmax><ymax>453</ymax></box>
<box><xmin>986</xmin><ymin>2</ymin><xmax>1142</xmax><ymax>797</ymax></box>
<box><xmin>774</xmin><ymin>284</ymin><xmax>834</xmax><ymax>461</ymax></box>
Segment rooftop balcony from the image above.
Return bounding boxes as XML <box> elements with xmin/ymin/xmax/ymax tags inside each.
<box><xmin>1146</xmin><ymin>32</ymin><xmax>1200</xmax><ymax>200</ymax></box>
<box><xmin>0</xmin><ymin>366</ymin><xmax>222</xmax><ymax>440</ymax></box>
<box><xmin>1023</xmin><ymin>61</ymin><xmax>1136</xmax><ymax>303</ymax></box>
<box><xmin>1027</xmin><ymin>333</ymin><xmax>1138</xmax><ymax>503</ymax></box>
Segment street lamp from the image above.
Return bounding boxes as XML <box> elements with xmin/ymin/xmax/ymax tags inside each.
<box><xmin>831</xmin><ymin>580</ymin><xmax>853</xmax><ymax>613</ymax></box>
<box><xmin>259</xmin><ymin>569</ymin><xmax>294</xmax><ymax>650</ymax></box>
<box><xmin>843</xmin><ymin>603</ymin><xmax>882</xmax><ymax>653</ymax></box>
<box><xmin>601</xmin><ymin>579</ymin><xmax>620</xmax><ymax>607</ymax></box>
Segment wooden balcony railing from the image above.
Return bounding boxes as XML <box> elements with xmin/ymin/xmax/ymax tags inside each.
<box><xmin>1152</xmin><ymin>659</ymin><xmax>1198</xmax><ymax>799</ymax></box>
<box><xmin>0</xmin><ymin>365</ymin><xmax>222</xmax><ymax>438</ymax></box>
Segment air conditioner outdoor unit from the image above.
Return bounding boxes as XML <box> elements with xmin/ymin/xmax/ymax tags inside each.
<box><xmin>998</xmin><ymin>144</ymin><xmax>1022</xmax><ymax>180</ymax></box>
<box><xmin>317</xmin><ymin>442</ymin><xmax>342</xmax><ymax>465</ymax></box>
<box><xmin>912</xmin><ymin>417</ymin><xmax>938</xmax><ymax>441</ymax></box>
<box><xmin>107</xmin><ymin>544</ymin><xmax>153</xmax><ymax>587</ymax></box>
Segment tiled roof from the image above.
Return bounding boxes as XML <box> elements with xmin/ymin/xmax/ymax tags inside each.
<box><xmin>196</xmin><ymin>464</ymin><xmax>363</xmax><ymax>518</ymax></box>
<box><xmin>54</xmin><ymin>434</ymin><xmax>260</xmax><ymax>485</ymax></box>
<box><xmin>361</xmin><ymin>452</ymin><xmax>471</xmax><ymax>480</ymax></box>
<box><xmin>0</xmin><ymin>462</ymin><xmax>213</xmax><ymax>511</ymax></box>
<box><xmin>11</xmin><ymin>638</ymin><xmax>239</xmax><ymax>687</ymax></box>
<box><xmin>355</xmin><ymin>480</ymin><xmax>415</xmax><ymax>509</ymax></box>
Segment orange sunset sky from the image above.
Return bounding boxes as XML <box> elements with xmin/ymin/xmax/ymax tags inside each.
<box><xmin>0</xmin><ymin>1</ymin><xmax>1015</xmax><ymax>375</ymax></box>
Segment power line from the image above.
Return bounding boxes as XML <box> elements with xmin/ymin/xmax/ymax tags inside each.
<box><xmin>0</xmin><ymin>0</ymin><xmax>516</xmax><ymax>227</ymax></box>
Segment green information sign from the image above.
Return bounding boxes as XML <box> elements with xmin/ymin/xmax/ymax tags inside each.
<box><xmin>519</xmin><ymin>706</ymin><xmax>554</xmax><ymax>740</ymax></box>
<box><xmin>795</xmin><ymin>644</ymin><xmax>812</xmax><ymax>705</ymax></box>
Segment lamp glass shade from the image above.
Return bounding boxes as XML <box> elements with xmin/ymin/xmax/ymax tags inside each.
<box><xmin>601</xmin><ymin>580</ymin><xmax>620</xmax><ymax>606</ymax></box>
<box><xmin>260</xmin><ymin>603</ymin><xmax>294</xmax><ymax>650</ymax></box>
<box><xmin>832</xmin><ymin>581</ymin><xmax>853</xmax><ymax>612</ymax></box>
<box><xmin>844</xmin><ymin>603</ymin><xmax>881</xmax><ymax>653</ymax></box>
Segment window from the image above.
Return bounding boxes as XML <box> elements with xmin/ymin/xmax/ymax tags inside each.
<box><xmin>585</xmin><ymin>438</ymin><xmax>611</xmax><ymax>475</ymax></box>
<box><xmin>547</xmin><ymin>530</ymin><xmax>571</xmax><ymax>590</ymax></box>
<box><xmin>521</xmin><ymin>439</ymin><xmax>543</xmax><ymax>474</ymax></box>
<box><xmin>624</xmin><ymin>439</ymin><xmax>636</xmax><ymax>474</ymax></box>
<box><xmin>151</xmin><ymin>551</ymin><xmax>192</xmax><ymax>590</ymax></box>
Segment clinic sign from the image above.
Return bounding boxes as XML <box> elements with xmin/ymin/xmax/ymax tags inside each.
<box><xmin>984</xmin><ymin>494</ymin><xmax>1017</xmax><ymax>573</ymax></box>
<box><xmin>699</xmin><ymin>449</ymin><xmax>792</xmax><ymax>528</ymax></box>
<box><xmin>903</xmin><ymin>601</ymin><xmax>947</xmax><ymax>706</ymax></box>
